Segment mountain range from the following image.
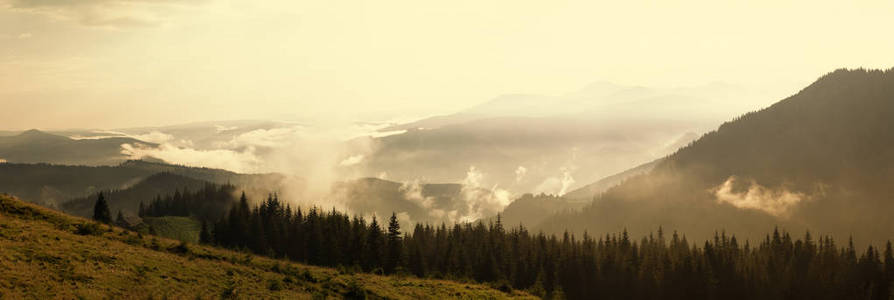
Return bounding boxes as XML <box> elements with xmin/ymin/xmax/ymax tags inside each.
<box><xmin>352</xmin><ymin>81</ymin><xmax>770</xmax><ymax>195</ymax></box>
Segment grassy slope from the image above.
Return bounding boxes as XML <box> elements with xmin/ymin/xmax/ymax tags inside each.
<box><xmin>0</xmin><ymin>195</ymin><xmax>536</xmax><ymax>300</ymax></box>
<box><xmin>139</xmin><ymin>216</ymin><xmax>202</xmax><ymax>244</ymax></box>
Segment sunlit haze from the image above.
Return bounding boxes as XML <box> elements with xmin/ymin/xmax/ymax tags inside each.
<box><xmin>3</xmin><ymin>0</ymin><xmax>894</xmax><ymax>129</ymax></box>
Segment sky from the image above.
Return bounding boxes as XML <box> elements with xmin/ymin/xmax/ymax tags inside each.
<box><xmin>2</xmin><ymin>0</ymin><xmax>894</xmax><ymax>130</ymax></box>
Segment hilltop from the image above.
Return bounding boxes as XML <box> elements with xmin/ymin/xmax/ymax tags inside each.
<box><xmin>0</xmin><ymin>195</ymin><xmax>535</xmax><ymax>299</ymax></box>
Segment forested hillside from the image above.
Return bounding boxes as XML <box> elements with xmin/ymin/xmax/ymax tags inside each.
<box><xmin>154</xmin><ymin>187</ymin><xmax>894</xmax><ymax>300</ymax></box>
<box><xmin>62</xmin><ymin>172</ymin><xmax>213</xmax><ymax>219</ymax></box>
<box><xmin>540</xmin><ymin>68</ymin><xmax>894</xmax><ymax>246</ymax></box>
<box><xmin>0</xmin><ymin>195</ymin><xmax>534</xmax><ymax>299</ymax></box>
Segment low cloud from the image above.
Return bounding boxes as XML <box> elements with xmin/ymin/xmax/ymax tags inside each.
<box><xmin>713</xmin><ymin>176</ymin><xmax>807</xmax><ymax>218</ymax></box>
<box><xmin>215</xmin><ymin>124</ymin><xmax>238</xmax><ymax>133</ymax></box>
<box><xmin>396</xmin><ymin>211</ymin><xmax>412</xmax><ymax>228</ymax></box>
<box><xmin>69</xmin><ymin>130</ymin><xmax>173</xmax><ymax>144</ymax></box>
<box><xmin>534</xmin><ymin>173</ymin><xmax>575</xmax><ymax>196</ymax></box>
<box><xmin>514</xmin><ymin>166</ymin><xmax>527</xmax><ymax>183</ymax></box>
<box><xmin>121</xmin><ymin>143</ymin><xmax>262</xmax><ymax>173</ymax></box>
<box><xmin>400</xmin><ymin>179</ymin><xmax>434</xmax><ymax>209</ymax></box>
<box><xmin>339</xmin><ymin>154</ymin><xmax>365</xmax><ymax>167</ymax></box>
<box><xmin>130</xmin><ymin>131</ymin><xmax>175</xmax><ymax>144</ymax></box>
<box><xmin>458</xmin><ymin>166</ymin><xmax>513</xmax><ymax>222</ymax></box>
<box><xmin>558</xmin><ymin>167</ymin><xmax>575</xmax><ymax>196</ymax></box>
<box><xmin>533</xmin><ymin>151</ymin><xmax>578</xmax><ymax>196</ymax></box>
<box><xmin>216</xmin><ymin>127</ymin><xmax>302</xmax><ymax>149</ymax></box>
<box><xmin>119</xmin><ymin>123</ymin><xmax>381</xmax><ymax>211</ymax></box>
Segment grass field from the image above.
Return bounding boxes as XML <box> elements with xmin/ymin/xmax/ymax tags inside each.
<box><xmin>0</xmin><ymin>195</ymin><xmax>537</xmax><ymax>299</ymax></box>
<box><xmin>138</xmin><ymin>216</ymin><xmax>202</xmax><ymax>243</ymax></box>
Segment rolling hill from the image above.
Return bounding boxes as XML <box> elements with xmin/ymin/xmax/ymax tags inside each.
<box><xmin>0</xmin><ymin>129</ymin><xmax>156</xmax><ymax>166</ymax></box>
<box><xmin>538</xmin><ymin>68</ymin><xmax>894</xmax><ymax>246</ymax></box>
<box><xmin>0</xmin><ymin>160</ymin><xmax>284</xmax><ymax>210</ymax></box>
<box><xmin>61</xmin><ymin>172</ymin><xmax>211</xmax><ymax>219</ymax></box>
<box><xmin>0</xmin><ymin>195</ymin><xmax>535</xmax><ymax>299</ymax></box>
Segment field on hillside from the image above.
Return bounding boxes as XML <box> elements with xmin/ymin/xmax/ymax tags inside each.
<box><xmin>139</xmin><ymin>216</ymin><xmax>202</xmax><ymax>243</ymax></box>
<box><xmin>0</xmin><ymin>195</ymin><xmax>536</xmax><ymax>299</ymax></box>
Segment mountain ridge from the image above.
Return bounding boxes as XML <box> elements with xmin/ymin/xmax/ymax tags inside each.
<box><xmin>538</xmin><ymin>68</ymin><xmax>894</xmax><ymax>246</ymax></box>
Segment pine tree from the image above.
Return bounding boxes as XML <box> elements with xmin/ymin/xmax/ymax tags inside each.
<box><xmin>364</xmin><ymin>216</ymin><xmax>384</xmax><ymax>273</ymax></box>
<box><xmin>199</xmin><ymin>220</ymin><xmax>211</xmax><ymax>244</ymax></box>
<box><xmin>115</xmin><ymin>210</ymin><xmax>127</xmax><ymax>228</ymax></box>
<box><xmin>385</xmin><ymin>212</ymin><xmax>403</xmax><ymax>274</ymax></box>
<box><xmin>138</xmin><ymin>201</ymin><xmax>145</xmax><ymax>218</ymax></box>
<box><xmin>882</xmin><ymin>242</ymin><xmax>894</xmax><ymax>299</ymax></box>
<box><xmin>178</xmin><ymin>185</ymin><xmax>894</xmax><ymax>299</ymax></box>
<box><xmin>92</xmin><ymin>192</ymin><xmax>111</xmax><ymax>223</ymax></box>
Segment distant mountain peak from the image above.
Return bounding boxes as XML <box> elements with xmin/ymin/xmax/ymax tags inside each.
<box><xmin>19</xmin><ymin>129</ymin><xmax>55</xmax><ymax>137</ymax></box>
<box><xmin>12</xmin><ymin>129</ymin><xmax>70</xmax><ymax>142</ymax></box>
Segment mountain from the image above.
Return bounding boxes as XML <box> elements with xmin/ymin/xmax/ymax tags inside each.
<box><xmin>0</xmin><ymin>195</ymin><xmax>534</xmax><ymax>299</ymax></box>
<box><xmin>0</xmin><ymin>129</ymin><xmax>156</xmax><ymax>166</ymax></box>
<box><xmin>538</xmin><ymin>68</ymin><xmax>894</xmax><ymax>246</ymax></box>
<box><xmin>382</xmin><ymin>81</ymin><xmax>771</xmax><ymax>132</ymax></box>
<box><xmin>359</xmin><ymin>81</ymin><xmax>761</xmax><ymax>194</ymax></box>
<box><xmin>499</xmin><ymin>158</ymin><xmax>660</xmax><ymax>228</ymax></box>
<box><xmin>117</xmin><ymin>160</ymin><xmax>285</xmax><ymax>187</ymax></box>
<box><xmin>0</xmin><ymin>160</ymin><xmax>284</xmax><ymax>209</ymax></box>
<box><xmin>498</xmin><ymin>193</ymin><xmax>589</xmax><ymax>229</ymax></box>
<box><xmin>561</xmin><ymin>159</ymin><xmax>661</xmax><ymax>201</ymax></box>
<box><xmin>359</xmin><ymin>117</ymin><xmax>702</xmax><ymax>197</ymax></box>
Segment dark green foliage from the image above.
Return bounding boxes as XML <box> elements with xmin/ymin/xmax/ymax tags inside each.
<box><xmin>75</xmin><ymin>222</ymin><xmax>102</xmax><ymax>236</ymax></box>
<box><xmin>169</xmin><ymin>240</ymin><xmax>189</xmax><ymax>254</ymax></box>
<box><xmin>115</xmin><ymin>210</ymin><xmax>128</xmax><ymax>228</ymax></box>
<box><xmin>139</xmin><ymin>181</ymin><xmax>238</xmax><ymax>221</ymax></box>
<box><xmin>344</xmin><ymin>278</ymin><xmax>367</xmax><ymax>300</ymax></box>
<box><xmin>364</xmin><ymin>217</ymin><xmax>384</xmax><ymax>272</ymax></box>
<box><xmin>92</xmin><ymin>192</ymin><xmax>111</xmax><ymax>224</ymax></box>
<box><xmin>199</xmin><ymin>220</ymin><xmax>211</xmax><ymax>244</ymax></box>
<box><xmin>138</xmin><ymin>216</ymin><xmax>201</xmax><ymax>243</ymax></box>
<box><xmin>385</xmin><ymin>212</ymin><xmax>402</xmax><ymax>274</ymax></box>
<box><xmin>206</xmin><ymin>191</ymin><xmax>894</xmax><ymax>300</ymax></box>
<box><xmin>267</xmin><ymin>278</ymin><xmax>283</xmax><ymax>291</ymax></box>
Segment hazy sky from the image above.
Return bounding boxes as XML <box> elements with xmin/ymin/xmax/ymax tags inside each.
<box><xmin>2</xmin><ymin>0</ymin><xmax>894</xmax><ymax>130</ymax></box>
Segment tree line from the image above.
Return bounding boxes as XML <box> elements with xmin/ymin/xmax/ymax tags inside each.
<box><xmin>97</xmin><ymin>188</ymin><xmax>894</xmax><ymax>299</ymax></box>
<box><xmin>138</xmin><ymin>182</ymin><xmax>237</xmax><ymax>221</ymax></box>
